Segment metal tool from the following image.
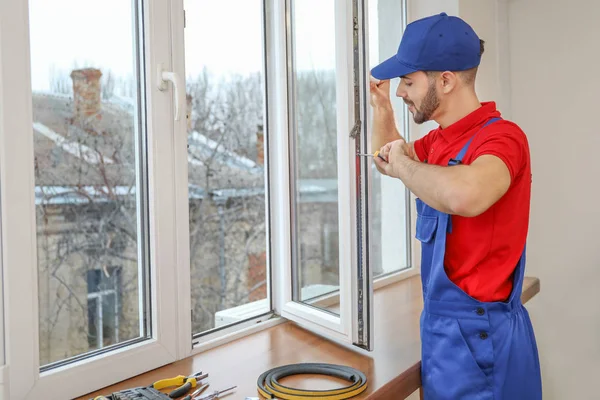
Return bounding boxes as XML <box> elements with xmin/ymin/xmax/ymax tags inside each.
<box><xmin>152</xmin><ymin>371</ymin><xmax>207</xmax><ymax>399</ymax></box>
<box><xmin>168</xmin><ymin>372</ymin><xmax>208</xmax><ymax>398</ymax></box>
<box><xmin>195</xmin><ymin>386</ymin><xmax>236</xmax><ymax>399</ymax></box>
<box><xmin>92</xmin><ymin>386</ymin><xmax>170</xmax><ymax>400</ymax></box>
<box><xmin>357</xmin><ymin>150</ymin><xmax>386</xmax><ymax>161</ymax></box>
<box><xmin>183</xmin><ymin>383</ymin><xmax>209</xmax><ymax>400</ymax></box>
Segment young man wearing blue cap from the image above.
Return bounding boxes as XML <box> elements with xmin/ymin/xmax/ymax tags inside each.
<box><xmin>370</xmin><ymin>13</ymin><xmax>542</xmax><ymax>399</ymax></box>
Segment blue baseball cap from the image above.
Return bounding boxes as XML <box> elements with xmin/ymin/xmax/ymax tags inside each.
<box><xmin>371</xmin><ymin>12</ymin><xmax>481</xmax><ymax>80</ymax></box>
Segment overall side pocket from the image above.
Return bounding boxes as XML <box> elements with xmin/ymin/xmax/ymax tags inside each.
<box><xmin>415</xmin><ymin>198</ymin><xmax>438</xmax><ymax>293</ymax></box>
<box><xmin>421</xmin><ymin>313</ymin><xmax>493</xmax><ymax>400</ymax></box>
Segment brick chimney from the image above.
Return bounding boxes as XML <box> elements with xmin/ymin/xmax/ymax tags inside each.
<box><xmin>70</xmin><ymin>68</ymin><xmax>102</xmax><ymax>126</ymax></box>
<box><xmin>256</xmin><ymin>124</ymin><xmax>264</xmax><ymax>166</ymax></box>
<box><xmin>247</xmin><ymin>251</ymin><xmax>266</xmax><ymax>302</ymax></box>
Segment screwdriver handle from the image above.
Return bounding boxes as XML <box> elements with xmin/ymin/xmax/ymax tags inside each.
<box><xmin>373</xmin><ymin>150</ymin><xmax>386</xmax><ymax>161</ymax></box>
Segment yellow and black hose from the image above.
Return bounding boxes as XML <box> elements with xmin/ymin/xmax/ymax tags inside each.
<box><xmin>257</xmin><ymin>363</ymin><xmax>368</xmax><ymax>399</ymax></box>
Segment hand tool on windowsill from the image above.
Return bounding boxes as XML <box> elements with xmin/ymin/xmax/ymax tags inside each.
<box><xmin>194</xmin><ymin>386</ymin><xmax>236</xmax><ymax>400</ymax></box>
<box><xmin>182</xmin><ymin>383</ymin><xmax>209</xmax><ymax>400</ymax></box>
<box><xmin>152</xmin><ymin>371</ymin><xmax>208</xmax><ymax>398</ymax></box>
<box><xmin>357</xmin><ymin>150</ymin><xmax>386</xmax><ymax>161</ymax></box>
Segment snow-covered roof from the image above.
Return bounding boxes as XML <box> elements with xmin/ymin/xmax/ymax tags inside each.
<box><xmin>31</xmin><ymin>91</ymin><xmax>336</xmax><ymax>204</ymax></box>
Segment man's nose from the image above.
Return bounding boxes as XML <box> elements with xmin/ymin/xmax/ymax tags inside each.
<box><xmin>396</xmin><ymin>86</ymin><xmax>407</xmax><ymax>98</ymax></box>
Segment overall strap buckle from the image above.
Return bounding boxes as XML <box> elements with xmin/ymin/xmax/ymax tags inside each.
<box><xmin>448</xmin><ymin>117</ymin><xmax>502</xmax><ymax>166</ymax></box>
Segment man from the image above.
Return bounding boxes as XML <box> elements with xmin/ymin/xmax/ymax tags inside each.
<box><xmin>369</xmin><ymin>12</ymin><xmax>542</xmax><ymax>399</ymax></box>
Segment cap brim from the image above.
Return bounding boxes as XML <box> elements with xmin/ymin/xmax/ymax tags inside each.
<box><xmin>371</xmin><ymin>55</ymin><xmax>418</xmax><ymax>80</ymax></box>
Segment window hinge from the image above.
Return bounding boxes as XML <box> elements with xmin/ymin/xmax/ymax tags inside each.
<box><xmin>349</xmin><ymin>119</ymin><xmax>361</xmax><ymax>139</ymax></box>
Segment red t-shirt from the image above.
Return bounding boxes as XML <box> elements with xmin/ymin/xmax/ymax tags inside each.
<box><xmin>413</xmin><ymin>102</ymin><xmax>531</xmax><ymax>302</ymax></box>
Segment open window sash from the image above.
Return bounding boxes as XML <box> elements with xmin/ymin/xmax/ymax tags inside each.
<box><xmin>275</xmin><ymin>0</ymin><xmax>373</xmax><ymax>351</ymax></box>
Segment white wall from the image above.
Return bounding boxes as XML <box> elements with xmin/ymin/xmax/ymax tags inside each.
<box><xmin>507</xmin><ymin>0</ymin><xmax>600</xmax><ymax>398</ymax></box>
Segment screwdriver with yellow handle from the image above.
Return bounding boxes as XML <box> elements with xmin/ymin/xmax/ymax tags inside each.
<box><xmin>357</xmin><ymin>150</ymin><xmax>387</xmax><ymax>161</ymax></box>
<box><xmin>152</xmin><ymin>371</ymin><xmax>208</xmax><ymax>398</ymax></box>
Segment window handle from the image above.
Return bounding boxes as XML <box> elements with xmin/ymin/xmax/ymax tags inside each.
<box><xmin>157</xmin><ymin>63</ymin><xmax>183</xmax><ymax>121</ymax></box>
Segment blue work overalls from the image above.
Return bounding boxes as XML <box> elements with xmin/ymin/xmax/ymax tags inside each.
<box><xmin>417</xmin><ymin>118</ymin><xmax>543</xmax><ymax>399</ymax></box>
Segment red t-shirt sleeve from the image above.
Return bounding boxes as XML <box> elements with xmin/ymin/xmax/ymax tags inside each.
<box><xmin>471</xmin><ymin>128</ymin><xmax>528</xmax><ymax>182</ymax></box>
<box><xmin>413</xmin><ymin>130</ymin><xmax>437</xmax><ymax>162</ymax></box>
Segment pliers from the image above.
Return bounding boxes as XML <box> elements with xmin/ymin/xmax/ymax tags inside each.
<box><xmin>152</xmin><ymin>371</ymin><xmax>208</xmax><ymax>398</ymax></box>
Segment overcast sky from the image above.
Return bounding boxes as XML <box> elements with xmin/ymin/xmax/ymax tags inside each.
<box><xmin>28</xmin><ymin>0</ymin><xmax>381</xmax><ymax>92</ymax></box>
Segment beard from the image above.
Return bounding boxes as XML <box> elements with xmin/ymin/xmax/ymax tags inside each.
<box><xmin>406</xmin><ymin>82</ymin><xmax>440</xmax><ymax>124</ymax></box>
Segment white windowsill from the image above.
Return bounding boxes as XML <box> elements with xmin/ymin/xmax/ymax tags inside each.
<box><xmin>190</xmin><ymin>265</ymin><xmax>419</xmax><ymax>356</ymax></box>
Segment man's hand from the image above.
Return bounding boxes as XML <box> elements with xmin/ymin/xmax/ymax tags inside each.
<box><xmin>370</xmin><ymin>78</ymin><xmax>392</xmax><ymax>109</ymax></box>
<box><xmin>373</xmin><ymin>144</ymin><xmax>512</xmax><ymax>217</ymax></box>
<box><xmin>374</xmin><ymin>139</ymin><xmax>414</xmax><ymax>177</ymax></box>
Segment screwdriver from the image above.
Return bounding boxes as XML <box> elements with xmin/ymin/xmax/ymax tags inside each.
<box><xmin>183</xmin><ymin>383</ymin><xmax>209</xmax><ymax>400</ymax></box>
<box><xmin>196</xmin><ymin>385</ymin><xmax>237</xmax><ymax>399</ymax></box>
<box><xmin>357</xmin><ymin>150</ymin><xmax>386</xmax><ymax>161</ymax></box>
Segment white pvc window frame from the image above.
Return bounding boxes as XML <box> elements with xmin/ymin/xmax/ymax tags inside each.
<box><xmin>0</xmin><ymin>157</ymin><xmax>5</xmax><ymax>399</ymax></box>
<box><xmin>168</xmin><ymin>0</ymin><xmax>281</xmax><ymax>358</ymax></box>
<box><xmin>270</xmin><ymin>0</ymin><xmax>374</xmax><ymax>350</ymax></box>
<box><xmin>0</xmin><ymin>1</ymin><xmax>180</xmax><ymax>398</ymax></box>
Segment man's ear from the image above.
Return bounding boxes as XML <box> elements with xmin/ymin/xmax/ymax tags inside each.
<box><xmin>439</xmin><ymin>71</ymin><xmax>458</xmax><ymax>94</ymax></box>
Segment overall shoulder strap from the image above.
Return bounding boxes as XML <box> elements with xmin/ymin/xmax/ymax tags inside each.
<box><xmin>448</xmin><ymin>117</ymin><xmax>502</xmax><ymax>166</ymax></box>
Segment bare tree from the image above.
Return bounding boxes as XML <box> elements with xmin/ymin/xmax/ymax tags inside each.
<box><xmin>34</xmin><ymin>87</ymin><xmax>141</xmax><ymax>364</ymax></box>
<box><xmin>35</xmin><ymin>64</ymin><xmax>339</xmax><ymax>362</ymax></box>
<box><xmin>49</xmin><ymin>65</ymin><xmax>72</xmax><ymax>95</ymax></box>
<box><xmin>101</xmin><ymin>70</ymin><xmax>116</xmax><ymax>100</ymax></box>
<box><xmin>186</xmin><ymin>70</ymin><xmax>267</xmax><ymax>333</ymax></box>
<box><xmin>295</xmin><ymin>69</ymin><xmax>338</xmax><ymax>179</ymax></box>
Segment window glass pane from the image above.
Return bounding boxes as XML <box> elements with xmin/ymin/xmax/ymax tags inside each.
<box><xmin>289</xmin><ymin>0</ymin><xmax>340</xmax><ymax>312</ymax></box>
<box><xmin>184</xmin><ymin>0</ymin><xmax>270</xmax><ymax>336</ymax></box>
<box><xmin>368</xmin><ymin>0</ymin><xmax>410</xmax><ymax>276</ymax></box>
<box><xmin>86</xmin><ymin>268</ymin><xmax>121</xmax><ymax>349</ymax></box>
<box><xmin>29</xmin><ymin>0</ymin><xmax>149</xmax><ymax>367</ymax></box>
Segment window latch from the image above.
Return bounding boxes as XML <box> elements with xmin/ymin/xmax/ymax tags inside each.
<box><xmin>157</xmin><ymin>63</ymin><xmax>184</xmax><ymax>121</ymax></box>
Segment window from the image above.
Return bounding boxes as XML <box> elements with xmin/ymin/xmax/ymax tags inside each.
<box><xmin>2</xmin><ymin>0</ymin><xmax>409</xmax><ymax>398</ymax></box>
<box><xmin>29</xmin><ymin>0</ymin><xmax>150</xmax><ymax>369</ymax></box>
<box><xmin>182</xmin><ymin>0</ymin><xmax>271</xmax><ymax>341</ymax></box>
<box><xmin>277</xmin><ymin>0</ymin><xmax>373</xmax><ymax>350</ymax></box>
<box><xmin>368</xmin><ymin>0</ymin><xmax>412</xmax><ymax>278</ymax></box>
<box><xmin>3</xmin><ymin>0</ymin><xmax>180</xmax><ymax>398</ymax></box>
<box><xmin>288</xmin><ymin>0</ymin><xmax>341</xmax><ymax>310</ymax></box>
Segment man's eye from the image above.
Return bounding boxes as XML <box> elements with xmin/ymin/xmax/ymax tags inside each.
<box><xmin>406</xmin><ymin>83</ymin><xmax>412</xmax><ymax>87</ymax></box>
